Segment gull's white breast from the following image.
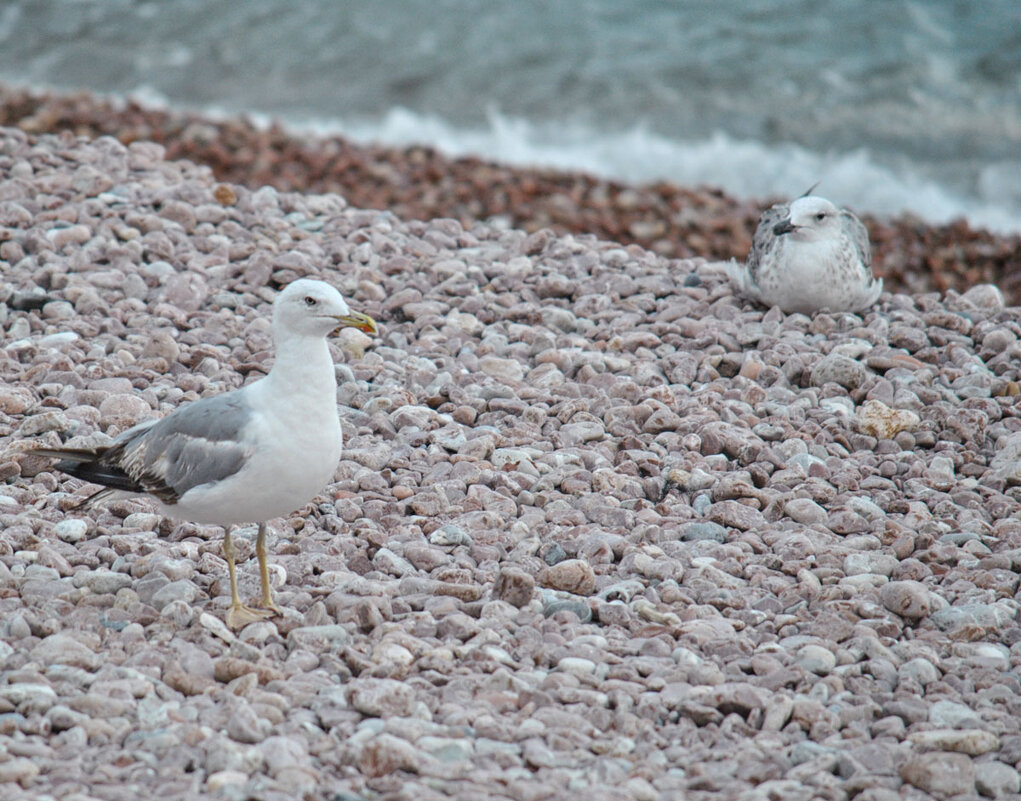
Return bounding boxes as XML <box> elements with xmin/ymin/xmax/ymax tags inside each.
<box><xmin>763</xmin><ymin>237</ymin><xmax>863</xmax><ymax>314</ymax></box>
<box><xmin>161</xmin><ymin>381</ymin><xmax>343</xmax><ymax>525</ymax></box>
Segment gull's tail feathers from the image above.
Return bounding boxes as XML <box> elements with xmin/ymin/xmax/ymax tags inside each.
<box><xmin>862</xmin><ymin>277</ymin><xmax>884</xmax><ymax>309</ymax></box>
<box><xmin>31</xmin><ymin>445</ymin><xmax>142</xmax><ymax>496</ymax></box>
<box><xmin>723</xmin><ymin>258</ymin><xmax>755</xmax><ymax>297</ymax></box>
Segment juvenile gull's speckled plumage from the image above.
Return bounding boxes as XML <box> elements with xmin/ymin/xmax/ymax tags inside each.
<box><xmin>35</xmin><ymin>278</ymin><xmax>376</xmax><ymax>627</ymax></box>
<box><xmin>728</xmin><ymin>195</ymin><xmax>882</xmax><ymax>314</ymax></box>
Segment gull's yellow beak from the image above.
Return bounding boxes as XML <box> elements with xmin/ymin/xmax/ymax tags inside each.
<box><xmin>335</xmin><ymin>310</ymin><xmax>377</xmax><ymax>335</ymax></box>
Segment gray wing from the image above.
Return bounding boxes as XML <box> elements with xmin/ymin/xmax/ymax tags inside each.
<box><xmin>115</xmin><ymin>391</ymin><xmax>254</xmax><ymax>504</ymax></box>
<box><xmin>840</xmin><ymin>209</ymin><xmax>872</xmax><ymax>275</ymax></box>
<box><xmin>745</xmin><ymin>201</ymin><xmax>790</xmax><ymax>285</ymax></box>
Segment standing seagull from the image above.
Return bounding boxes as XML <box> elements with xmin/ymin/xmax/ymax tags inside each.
<box><xmin>34</xmin><ymin>279</ymin><xmax>377</xmax><ymax>628</ymax></box>
<box><xmin>728</xmin><ymin>194</ymin><xmax>882</xmax><ymax>314</ymax></box>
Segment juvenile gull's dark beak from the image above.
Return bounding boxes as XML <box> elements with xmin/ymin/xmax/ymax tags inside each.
<box><xmin>772</xmin><ymin>218</ymin><xmax>796</xmax><ymax>236</ymax></box>
<box><xmin>335</xmin><ymin>311</ymin><xmax>378</xmax><ymax>335</ymax></box>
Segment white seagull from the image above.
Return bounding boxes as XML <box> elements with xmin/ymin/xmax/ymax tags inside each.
<box><xmin>35</xmin><ymin>279</ymin><xmax>377</xmax><ymax>628</ymax></box>
<box><xmin>728</xmin><ymin>194</ymin><xmax>882</xmax><ymax>314</ymax></box>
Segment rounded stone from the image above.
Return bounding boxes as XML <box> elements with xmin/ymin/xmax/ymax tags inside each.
<box><xmin>539</xmin><ymin>559</ymin><xmax>596</xmax><ymax>596</ymax></box>
<box><xmin>206</xmin><ymin>771</ymin><xmax>250</xmax><ymax>792</ymax></box>
<box><xmin>358</xmin><ymin>733</ymin><xmax>422</xmax><ymax>778</ymax></box>
<box><xmin>857</xmin><ymin>400</ymin><xmax>920</xmax><ymax>440</ymax></box>
<box><xmin>30</xmin><ymin>633</ymin><xmax>100</xmax><ymax>671</ymax></box>
<box><xmin>557</xmin><ymin>656</ymin><xmax>597</xmax><ymax>676</ymax></box>
<box><xmin>543</xmin><ymin>597</ymin><xmax>593</xmax><ymax>622</ymax></box>
<box><xmin>42</xmin><ymin>300</ymin><xmax>75</xmax><ymax>320</ymax></box>
<box><xmin>226</xmin><ymin>701</ymin><xmax>271</xmax><ymax>744</ymax></box>
<box><xmin>843</xmin><ymin>552</ymin><xmax>898</xmax><ymax>577</ymax></box>
<box><xmin>810</xmin><ymin>353</ymin><xmax>867</xmax><ymax>390</ymax></box>
<box><xmin>492</xmin><ymin>567</ymin><xmax>536</xmax><ymax>607</ymax></box>
<box><xmin>77</xmin><ymin>570</ymin><xmax>133</xmax><ymax>595</ymax></box>
<box><xmin>680</xmin><ymin>521</ymin><xmax>727</xmax><ymax>542</ymax></box>
<box><xmin>347</xmin><ymin>678</ymin><xmax>420</xmax><ymax>717</ymax></box>
<box><xmin>0</xmin><ymin>386</ymin><xmax>35</xmax><ymax>414</ymax></box>
<box><xmin>429</xmin><ymin>525</ymin><xmax>472</xmax><ymax>547</ymax></box>
<box><xmin>784</xmin><ymin>498</ymin><xmax>827</xmax><ymax>525</ymax></box>
<box><xmin>55</xmin><ymin>519</ymin><xmax>89</xmax><ymax>543</ymax></box>
<box><xmin>478</xmin><ymin>356</ymin><xmax>524</xmax><ymax>382</ymax></box>
<box><xmin>879</xmin><ymin>580</ymin><xmax>932</xmax><ymax>619</ymax></box>
<box><xmin>796</xmin><ymin>644</ymin><xmax>836</xmax><ymax>675</ymax></box>
<box><xmin>98</xmin><ymin>393</ymin><xmax>152</xmax><ymax>428</ymax></box>
<box><xmin>909</xmin><ymin>729</ymin><xmax>999</xmax><ymax>756</ymax></box>
<box><xmin>150</xmin><ymin>579</ymin><xmax>199</xmax><ymax>610</ymax></box>
<box><xmin>898</xmin><ymin>657</ymin><xmax>940</xmax><ymax>686</ymax></box>
<box><xmin>929</xmin><ymin>699</ymin><xmax>980</xmax><ymax>729</ymax></box>
<box><xmin>0</xmin><ymin>758</ymin><xmax>40</xmax><ymax>787</ymax></box>
<box><xmin>899</xmin><ymin>752</ymin><xmax>975</xmax><ymax>796</ymax></box>
<box><xmin>975</xmin><ymin>761</ymin><xmax>1021</xmax><ymax>798</ymax></box>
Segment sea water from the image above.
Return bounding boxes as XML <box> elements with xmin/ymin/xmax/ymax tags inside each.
<box><xmin>2</xmin><ymin>0</ymin><xmax>1018</xmax><ymax>231</ymax></box>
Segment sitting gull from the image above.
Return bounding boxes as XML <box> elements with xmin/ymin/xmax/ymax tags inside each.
<box><xmin>727</xmin><ymin>194</ymin><xmax>882</xmax><ymax>314</ymax></box>
<box><xmin>35</xmin><ymin>279</ymin><xmax>377</xmax><ymax>628</ymax></box>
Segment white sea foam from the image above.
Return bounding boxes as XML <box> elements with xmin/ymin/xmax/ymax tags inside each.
<box><xmin>119</xmin><ymin>91</ymin><xmax>1021</xmax><ymax>235</ymax></box>
<box><xmin>308</xmin><ymin>107</ymin><xmax>1021</xmax><ymax>234</ymax></box>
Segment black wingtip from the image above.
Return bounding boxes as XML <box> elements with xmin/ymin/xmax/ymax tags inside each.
<box><xmin>35</xmin><ymin>448</ymin><xmax>146</xmax><ymax>495</ymax></box>
<box><xmin>57</xmin><ymin>462</ymin><xmax>144</xmax><ymax>494</ymax></box>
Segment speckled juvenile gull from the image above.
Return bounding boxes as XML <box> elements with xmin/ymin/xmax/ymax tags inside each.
<box><xmin>35</xmin><ymin>278</ymin><xmax>377</xmax><ymax>628</ymax></box>
<box><xmin>728</xmin><ymin>194</ymin><xmax>882</xmax><ymax>314</ymax></box>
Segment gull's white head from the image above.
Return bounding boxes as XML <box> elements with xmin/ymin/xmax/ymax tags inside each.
<box><xmin>273</xmin><ymin>278</ymin><xmax>377</xmax><ymax>338</ymax></box>
<box><xmin>773</xmin><ymin>196</ymin><xmax>842</xmax><ymax>241</ymax></box>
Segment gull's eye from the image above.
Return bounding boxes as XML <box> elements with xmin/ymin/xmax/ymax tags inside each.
<box><xmin>303</xmin><ymin>296</ymin><xmax>318</xmax><ymax>307</ymax></box>
<box><xmin>815</xmin><ymin>213</ymin><xmax>826</xmax><ymax>221</ymax></box>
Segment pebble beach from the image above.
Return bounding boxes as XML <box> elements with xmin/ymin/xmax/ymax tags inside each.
<box><xmin>0</xmin><ymin>105</ymin><xmax>1020</xmax><ymax>801</ymax></box>
<box><xmin>2</xmin><ymin>84</ymin><xmax>1020</xmax><ymax>305</ymax></box>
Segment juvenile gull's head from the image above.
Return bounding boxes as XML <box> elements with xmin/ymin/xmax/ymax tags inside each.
<box><xmin>773</xmin><ymin>196</ymin><xmax>842</xmax><ymax>241</ymax></box>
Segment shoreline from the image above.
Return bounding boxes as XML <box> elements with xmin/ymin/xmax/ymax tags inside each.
<box><xmin>2</xmin><ymin>82</ymin><xmax>1019</xmax><ymax>304</ymax></box>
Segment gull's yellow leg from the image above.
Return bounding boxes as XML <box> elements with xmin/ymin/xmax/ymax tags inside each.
<box><xmin>223</xmin><ymin>526</ymin><xmax>243</xmax><ymax>610</ymax></box>
<box><xmin>223</xmin><ymin>525</ymin><xmax>276</xmax><ymax>629</ymax></box>
<box><xmin>255</xmin><ymin>522</ymin><xmax>284</xmax><ymax>615</ymax></box>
